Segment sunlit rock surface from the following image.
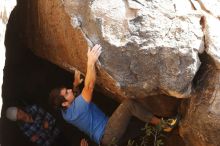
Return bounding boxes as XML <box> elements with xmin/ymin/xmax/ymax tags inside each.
<box><xmin>0</xmin><ymin>0</ymin><xmax>16</xmax><ymax>117</ymax></box>
<box><xmin>26</xmin><ymin>0</ymin><xmax>204</xmax><ymax>100</ymax></box>
<box><xmin>196</xmin><ymin>0</ymin><xmax>220</xmax><ymax>18</ymax></box>
<box><xmin>203</xmin><ymin>14</ymin><xmax>220</xmax><ymax>69</ymax></box>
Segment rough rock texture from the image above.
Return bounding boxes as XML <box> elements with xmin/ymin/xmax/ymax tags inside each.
<box><xmin>178</xmin><ymin>1</ymin><xmax>220</xmax><ymax>146</ymax></box>
<box><xmin>180</xmin><ymin>55</ymin><xmax>220</xmax><ymax>146</ymax></box>
<box><xmin>203</xmin><ymin>14</ymin><xmax>220</xmax><ymax>69</ymax></box>
<box><xmin>26</xmin><ymin>0</ymin><xmax>203</xmax><ymax>100</ymax></box>
<box><xmin>0</xmin><ymin>0</ymin><xmax>16</xmax><ymax>116</ymax></box>
<box><xmin>18</xmin><ymin>0</ymin><xmax>220</xmax><ymax>146</ymax></box>
<box><xmin>195</xmin><ymin>0</ymin><xmax>220</xmax><ymax>18</ymax></box>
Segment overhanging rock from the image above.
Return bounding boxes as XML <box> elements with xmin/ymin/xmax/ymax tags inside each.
<box><xmin>26</xmin><ymin>0</ymin><xmax>204</xmax><ymax>100</ymax></box>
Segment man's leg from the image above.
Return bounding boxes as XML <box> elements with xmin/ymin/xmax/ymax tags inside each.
<box><xmin>101</xmin><ymin>99</ymin><xmax>156</xmax><ymax>145</ymax></box>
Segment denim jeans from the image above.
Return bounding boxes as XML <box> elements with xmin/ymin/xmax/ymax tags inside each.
<box><xmin>101</xmin><ymin>99</ymin><xmax>153</xmax><ymax>145</ymax></box>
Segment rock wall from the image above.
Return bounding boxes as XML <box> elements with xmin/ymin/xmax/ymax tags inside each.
<box><xmin>180</xmin><ymin>54</ymin><xmax>220</xmax><ymax>146</ymax></box>
<box><xmin>20</xmin><ymin>0</ymin><xmax>220</xmax><ymax>145</ymax></box>
<box><xmin>26</xmin><ymin>0</ymin><xmax>204</xmax><ymax>100</ymax></box>
<box><xmin>179</xmin><ymin>1</ymin><xmax>220</xmax><ymax>146</ymax></box>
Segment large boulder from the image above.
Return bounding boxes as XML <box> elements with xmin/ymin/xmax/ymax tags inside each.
<box><xmin>5</xmin><ymin>0</ymin><xmax>220</xmax><ymax>146</ymax></box>
<box><xmin>26</xmin><ymin>0</ymin><xmax>203</xmax><ymax>100</ymax></box>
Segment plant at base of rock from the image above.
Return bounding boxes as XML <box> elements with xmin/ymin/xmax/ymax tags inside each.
<box><xmin>127</xmin><ymin>139</ymin><xmax>138</xmax><ymax>146</ymax></box>
<box><xmin>140</xmin><ymin>123</ymin><xmax>166</xmax><ymax>146</ymax></box>
<box><xmin>105</xmin><ymin>122</ymin><xmax>166</xmax><ymax>146</ymax></box>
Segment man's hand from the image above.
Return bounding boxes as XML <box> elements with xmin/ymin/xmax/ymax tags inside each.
<box><xmin>87</xmin><ymin>44</ymin><xmax>102</xmax><ymax>65</ymax></box>
<box><xmin>80</xmin><ymin>139</ymin><xmax>88</xmax><ymax>146</ymax></box>
<box><xmin>73</xmin><ymin>69</ymin><xmax>83</xmax><ymax>87</ymax></box>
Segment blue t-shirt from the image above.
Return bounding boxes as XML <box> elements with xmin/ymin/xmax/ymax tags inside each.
<box><xmin>61</xmin><ymin>95</ymin><xmax>108</xmax><ymax>144</ymax></box>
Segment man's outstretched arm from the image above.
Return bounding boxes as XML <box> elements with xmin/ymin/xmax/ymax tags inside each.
<box><xmin>82</xmin><ymin>44</ymin><xmax>102</xmax><ymax>102</ymax></box>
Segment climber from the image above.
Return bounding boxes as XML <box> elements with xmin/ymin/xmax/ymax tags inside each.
<box><xmin>5</xmin><ymin>105</ymin><xmax>60</xmax><ymax>146</ymax></box>
<box><xmin>49</xmin><ymin>44</ymin><xmax>179</xmax><ymax>145</ymax></box>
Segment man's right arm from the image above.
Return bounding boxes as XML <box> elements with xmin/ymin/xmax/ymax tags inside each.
<box><xmin>82</xmin><ymin>44</ymin><xmax>102</xmax><ymax>103</ymax></box>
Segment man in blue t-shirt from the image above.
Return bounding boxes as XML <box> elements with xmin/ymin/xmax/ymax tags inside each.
<box><xmin>49</xmin><ymin>44</ymin><xmax>179</xmax><ymax>145</ymax></box>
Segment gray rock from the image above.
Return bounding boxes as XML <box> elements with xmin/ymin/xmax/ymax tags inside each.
<box><xmin>31</xmin><ymin>0</ymin><xmax>203</xmax><ymax>99</ymax></box>
<box><xmin>15</xmin><ymin>0</ymin><xmax>220</xmax><ymax>145</ymax></box>
<box><xmin>196</xmin><ymin>0</ymin><xmax>220</xmax><ymax>18</ymax></box>
<box><xmin>203</xmin><ymin>14</ymin><xmax>220</xmax><ymax>69</ymax></box>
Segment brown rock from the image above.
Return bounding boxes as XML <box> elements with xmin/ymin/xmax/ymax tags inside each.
<box><xmin>3</xmin><ymin>0</ymin><xmax>220</xmax><ymax>146</ymax></box>
<box><xmin>26</xmin><ymin>0</ymin><xmax>203</xmax><ymax>100</ymax></box>
<box><xmin>180</xmin><ymin>55</ymin><xmax>220</xmax><ymax>146</ymax></box>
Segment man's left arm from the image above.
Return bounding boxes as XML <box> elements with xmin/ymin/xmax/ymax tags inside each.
<box><xmin>72</xmin><ymin>69</ymin><xmax>83</xmax><ymax>96</ymax></box>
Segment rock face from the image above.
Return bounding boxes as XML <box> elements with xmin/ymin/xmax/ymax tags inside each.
<box><xmin>0</xmin><ymin>0</ymin><xmax>16</xmax><ymax>116</ymax></box>
<box><xmin>19</xmin><ymin>0</ymin><xmax>220</xmax><ymax>145</ymax></box>
<box><xmin>180</xmin><ymin>56</ymin><xmax>220</xmax><ymax>146</ymax></box>
<box><xmin>178</xmin><ymin>1</ymin><xmax>220</xmax><ymax>146</ymax></box>
<box><xmin>203</xmin><ymin>14</ymin><xmax>220</xmax><ymax>69</ymax></box>
<box><xmin>26</xmin><ymin>0</ymin><xmax>203</xmax><ymax>100</ymax></box>
<box><xmin>196</xmin><ymin>0</ymin><xmax>220</xmax><ymax>18</ymax></box>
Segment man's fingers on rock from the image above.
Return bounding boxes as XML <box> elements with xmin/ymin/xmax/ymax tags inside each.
<box><xmin>74</xmin><ymin>70</ymin><xmax>80</xmax><ymax>78</ymax></box>
<box><xmin>88</xmin><ymin>47</ymin><xmax>92</xmax><ymax>53</ymax></box>
<box><xmin>97</xmin><ymin>46</ymin><xmax>102</xmax><ymax>52</ymax></box>
<box><xmin>76</xmin><ymin>70</ymin><xmax>80</xmax><ymax>75</ymax></box>
<box><xmin>92</xmin><ymin>44</ymin><xmax>100</xmax><ymax>50</ymax></box>
<box><xmin>91</xmin><ymin>47</ymin><xmax>95</xmax><ymax>53</ymax></box>
<box><xmin>80</xmin><ymin>79</ymin><xmax>83</xmax><ymax>84</ymax></box>
<box><xmin>93</xmin><ymin>46</ymin><xmax>101</xmax><ymax>54</ymax></box>
<box><xmin>96</xmin><ymin>47</ymin><xmax>102</xmax><ymax>56</ymax></box>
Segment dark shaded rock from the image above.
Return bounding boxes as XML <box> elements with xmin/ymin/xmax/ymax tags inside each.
<box><xmin>180</xmin><ymin>53</ymin><xmax>220</xmax><ymax>146</ymax></box>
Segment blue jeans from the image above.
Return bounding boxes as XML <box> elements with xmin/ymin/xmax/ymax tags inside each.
<box><xmin>101</xmin><ymin>99</ymin><xmax>153</xmax><ymax>145</ymax></box>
